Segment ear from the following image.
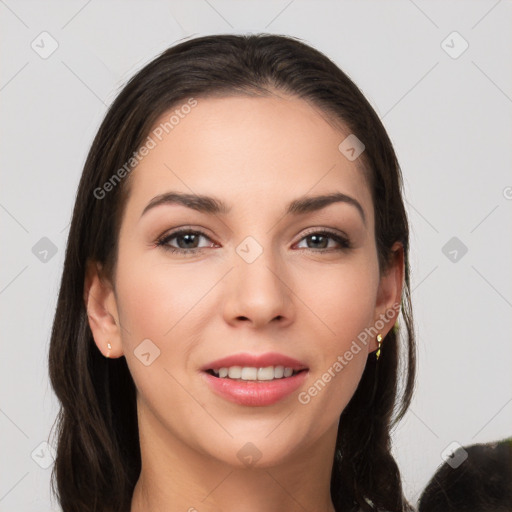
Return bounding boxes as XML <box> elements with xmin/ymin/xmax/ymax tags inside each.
<box><xmin>370</xmin><ymin>241</ymin><xmax>404</xmax><ymax>353</ymax></box>
<box><xmin>84</xmin><ymin>259</ymin><xmax>123</xmax><ymax>358</ymax></box>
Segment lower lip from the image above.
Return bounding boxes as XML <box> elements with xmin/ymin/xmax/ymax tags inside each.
<box><xmin>201</xmin><ymin>370</ymin><xmax>309</xmax><ymax>407</ymax></box>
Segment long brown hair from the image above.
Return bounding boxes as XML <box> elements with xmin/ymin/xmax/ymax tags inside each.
<box><xmin>48</xmin><ymin>33</ymin><xmax>416</xmax><ymax>512</ymax></box>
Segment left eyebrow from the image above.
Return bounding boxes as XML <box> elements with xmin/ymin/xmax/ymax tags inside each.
<box><xmin>140</xmin><ymin>192</ymin><xmax>231</xmax><ymax>218</ymax></box>
<box><xmin>140</xmin><ymin>191</ymin><xmax>366</xmax><ymax>225</ymax></box>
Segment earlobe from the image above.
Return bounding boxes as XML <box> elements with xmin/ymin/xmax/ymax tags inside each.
<box><xmin>84</xmin><ymin>259</ymin><xmax>123</xmax><ymax>358</ymax></box>
<box><xmin>371</xmin><ymin>242</ymin><xmax>404</xmax><ymax>351</ymax></box>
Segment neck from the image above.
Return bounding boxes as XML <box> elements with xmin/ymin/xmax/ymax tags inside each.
<box><xmin>130</xmin><ymin>403</ymin><xmax>338</xmax><ymax>512</ymax></box>
<box><xmin>131</xmin><ymin>468</ymin><xmax>337</xmax><ymax>512</ymax></box>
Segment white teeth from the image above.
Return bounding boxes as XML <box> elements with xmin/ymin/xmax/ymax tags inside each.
<box><xmin>228</xmin><ymin>366</ymin><xmax>242</xmax><ymax>379</ymax></box>
<box><xmin>257</xmin><ymin>366</ymin><xmax>275</xmax><ymax>381</ymax></box>
<box><xmin>241</xmin><ymin>367</ymin><xmax>258</xmax><ymax>380</ymax></box>
<box><xmin>210</xmin><ymin>365</ymin><xmax>301</xmax><ymax>381</ymax></box>
<box><xmin>274</xmin><ymin>365</ymin><xmax>284</xmax><ymax>378</ymax></box>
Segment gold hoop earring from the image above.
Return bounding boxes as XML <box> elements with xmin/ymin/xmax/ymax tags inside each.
<box><xmin>376</xmin><ymin>334</ymin><xmax>383</xmax><ymax>360</ymax></box>
<box><xmin>106</xmin><ymin>342</ymin><xmax>112</xmax><ymax>358</ymax></box>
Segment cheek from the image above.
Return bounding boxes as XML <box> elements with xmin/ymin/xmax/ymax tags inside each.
<box><xmin>113</xmin><ymin>247</ymin><xmax>224</xmax><ymax>376</ymax></box>
<box><xmin>296</xmin><ymin>257</ymin><xmax>379</xmax><ymax>345</ymax></box>
<box><xmin>112</xmin><ymin>256</ymin><xmax>213</xmax><ymax>409</ymax></box>
<box><xmin>292</xmin><ymin>259</ymin><xmax>378</xmax><ymax>419</ymax></box>
<box><xmin>115</xmin><ymin>258</ymin><xmax>211</xmax><ymax>343</ymax></box>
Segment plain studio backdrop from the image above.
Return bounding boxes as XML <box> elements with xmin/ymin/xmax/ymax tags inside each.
<box><xmin>1</xmin><ymin>1</ymin><xmax>511</xmax><ymax>510</ymax></box>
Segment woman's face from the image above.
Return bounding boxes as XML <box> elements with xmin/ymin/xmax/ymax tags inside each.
<box><xmin>88</xmin><ymin>93</ymin><xmax>402</xmax><ymax>468</ymax></box>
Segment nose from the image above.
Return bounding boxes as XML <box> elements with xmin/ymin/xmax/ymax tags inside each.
<box><xmin>222</xmin><ymin>249</ymin><xmax>295</xmax><ymax>330</ymax></box>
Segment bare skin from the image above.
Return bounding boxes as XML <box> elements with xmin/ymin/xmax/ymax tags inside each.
<box><xmin>85</xmin><ymin>93</ymin><xmax>403</xmax><ymax>512</ymax></box>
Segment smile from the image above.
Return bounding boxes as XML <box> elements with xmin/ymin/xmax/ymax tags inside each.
<box><xmin>206</xmin><ymin>365</ymin><xmax>304</xmax><ymax>381</ymax></box>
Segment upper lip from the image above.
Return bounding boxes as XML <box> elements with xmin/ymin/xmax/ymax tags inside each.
<box><xmin>201</xmin><ymin>352</ymin><xmax>309</xmax><ymax>371</ymax></box>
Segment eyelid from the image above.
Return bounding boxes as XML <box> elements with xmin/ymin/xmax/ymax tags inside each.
<box><xmin>297</xmin><ymin>226</ymin><xmax>349</xmax><ymax>242</ymax></box>
<box><xmin>155</xmin><ymin>225</ymin><xmax>351</xmax><ymax>254</ymax></box>
<box><xmin>294</xmin><ymin>228</ymin><xmax>351</xmax><ymax>251</ymax></box>
<box><xmin>155</xmin><ymin>227</ymin><xmax>217</xmax><ymax>249</ymax></box>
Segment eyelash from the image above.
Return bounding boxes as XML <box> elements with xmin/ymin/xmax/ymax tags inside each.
<box><xmin>154</xmin><ymin>228</ymin><xmax>351</xmax><ymax>256</ymax></box>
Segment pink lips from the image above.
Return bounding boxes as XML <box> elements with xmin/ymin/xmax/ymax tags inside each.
<box><xmin>200</xmin><ymin>351</ymin><xmax>309</xmax><ymax>407</ymax></box>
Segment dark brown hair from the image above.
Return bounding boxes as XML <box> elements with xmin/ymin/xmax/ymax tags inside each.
<box><xmin>48</xmin><ymin>33</ymin><xmax>416</xmax><ymax>512</ymax></box>
<box><xmin>418</xmin><ymin>438</ymin><xmax>512</xmax><ymax>511</ymax></box>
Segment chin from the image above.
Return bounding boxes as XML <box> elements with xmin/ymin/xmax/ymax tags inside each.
<box><xmin>200</xmin><ymin>430</ymin><xmax>308</xmax><ymax>470</ymax></box>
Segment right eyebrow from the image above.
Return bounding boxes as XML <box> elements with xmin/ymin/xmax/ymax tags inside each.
<box><xmin>286</xmin><ymin>192</ymin><xmax>366</xmax><ymax>225</ymax></box>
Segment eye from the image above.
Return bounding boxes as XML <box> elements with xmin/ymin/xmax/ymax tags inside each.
<box><xmin>155</xmin><ymin>228</ymin><xmax>216</xmax><ymax>255</ymax></box>
<box><xmin>295</xmin><ymin>230</ymin><xmax>351</xmax><ymax>252</ymax></box>
<box><xmin>155</xmin><ymin>228</ymin><xmax>351</xmax><ymax>256</ymax></box>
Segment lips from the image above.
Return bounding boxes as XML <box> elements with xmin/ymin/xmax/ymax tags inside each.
<box><xmin>201</xmin><ymin>369</ymin><xmax>308</xmax><ymax>406</ymax></box>
<box><xmin>200</xmin><ymin>352</ymin><xmax>309</xmax><ymax>372</ymax></box>
<box><xmin>199</xmin><ymin>351</ymin><xmax>310</xmax><ymax>406</ymax></box>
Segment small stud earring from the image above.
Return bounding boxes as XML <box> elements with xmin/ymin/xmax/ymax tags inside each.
<box><xmin>376</xmin><ymin>334</ymin><xmax>383</xmax><ymax>360</ymax></box>
<box><xmin>106</xmin><ymin>342</ymin><xmax>112</xmax><ymax>358</ymax></box>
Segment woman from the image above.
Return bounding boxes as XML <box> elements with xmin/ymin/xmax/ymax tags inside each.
<box><xmin>48</xmin><ymin>33</ymin><xmax>416</xmax><ymax>512</ymax></box>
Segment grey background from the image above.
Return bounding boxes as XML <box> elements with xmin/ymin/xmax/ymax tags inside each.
<box><xmin>1</xmin><ymin>1</ymin><xmax>511</xmax><ymax>510</ymax></box>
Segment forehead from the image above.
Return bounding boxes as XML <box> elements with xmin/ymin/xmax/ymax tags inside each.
<box><xmin>124</xmin><ymin>94</ymin><xmax>373</xmax><ymax>222</ymax></box>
